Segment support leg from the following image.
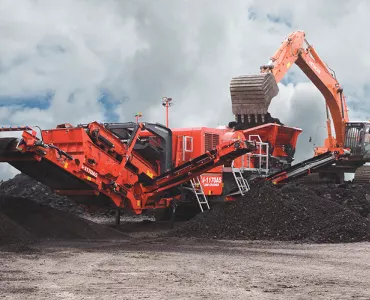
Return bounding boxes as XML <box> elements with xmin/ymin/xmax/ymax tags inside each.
<box><xmin>115</xmin><ymin>209</ymin><xmax>121</xmax><ymax>227</ymax></box>
<box><xmin>169</xmin><ymin>200</ymin><xmax>177</xmax><ymax>229</ymax></box>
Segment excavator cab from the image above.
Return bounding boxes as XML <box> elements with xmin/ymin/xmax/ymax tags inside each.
<box><xmin>344</xmin><ymin>121</ymin><xmax>370</xmax><ymax>161</ymax></box>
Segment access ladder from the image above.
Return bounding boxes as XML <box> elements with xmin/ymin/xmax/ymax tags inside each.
<box><xmin>190</xmin><ymin>176</ymin><xmax>210</xmax><ymax>212</ymax></box>
<box><xmin>231</xmin><ymin>161</ymin><xmax>250</xmax><ymax>196</ymax></box>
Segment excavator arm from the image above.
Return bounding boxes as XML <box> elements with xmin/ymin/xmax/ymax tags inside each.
<box><xmin>230</xmin><ymin>30</ymin><xmax>349</xmax><ymax>151</ymax></box>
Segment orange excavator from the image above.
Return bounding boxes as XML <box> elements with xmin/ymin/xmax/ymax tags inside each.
<box><xmin>230</xmin><ymin>30</ymin><xmax>370</xmax><ymax>183</ymax></box>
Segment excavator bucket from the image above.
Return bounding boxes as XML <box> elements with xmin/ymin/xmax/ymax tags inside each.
<box><xmin>230</xmin><ymin>73</ymin><xmax>279</xmax><ymax>122</ymax></box>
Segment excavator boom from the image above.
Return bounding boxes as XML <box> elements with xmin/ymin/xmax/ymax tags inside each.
<box><xmin>230</xmin><ymin>30</ymin><xmax>348</xmax><ymax>149</ymax></box>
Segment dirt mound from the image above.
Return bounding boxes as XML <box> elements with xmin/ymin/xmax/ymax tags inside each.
<box><xmin>309</xmin><ymin>183</ymin><xmax>370</xmax><ymax>217</ymax></box>
<box><xmin>171</xmin><ymin>183</ymin><xmax>370</xmax><ymax>243</ymax></box>
<box><xmin>0</xmin><ymin>211</ymin><xmax>34</xmax><ymax>246</ymax></box>
<box><xmin>0</xmin><ymin>196</ymin><xmax>126</xmax><ymax>246</ymax></box>
<box><xmin>0</xmin><ymin>173</ymin><xmax>86</xmax><ymax>215</ymax></box>
<box><xmin>0</xmin><ymin>173</ymin><xmax>118</xmax><ymax>219</ymax></box>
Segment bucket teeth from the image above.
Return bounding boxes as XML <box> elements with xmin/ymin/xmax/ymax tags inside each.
<box><xmin>230</xmin><ymin>73</ymin><xmax>279</xmax><ymax>119</ymax></box>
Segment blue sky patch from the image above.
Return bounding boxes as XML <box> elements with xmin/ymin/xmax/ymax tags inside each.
<box><xmin>266</xmin><ymin>13</ymin><xmax>292</xmax><ymax>28</ymax></box>
<box><xmin>247</xmin><ymin>8</ymin><xmax>257</xmax><ymax>20</ymax></box>
<box><xmin>98</xmin><ymin>89</ymin><xmax>122</xmax><ymax>122</ymax></box>
<box><xmin>0</xmin><ymin>91</ymin><xmax>54</xmax><ymax>109</ymax></box>
<box><xmin>0</xmin><ymin>88</ymin><xmax>122</xmax><ymax>123</ymax></box>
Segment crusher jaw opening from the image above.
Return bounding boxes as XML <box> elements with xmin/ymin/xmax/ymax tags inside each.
<box><xmin>230</xmin><ymin>73</ymin><xmax>279</xmax><ymax>126</ymax></box>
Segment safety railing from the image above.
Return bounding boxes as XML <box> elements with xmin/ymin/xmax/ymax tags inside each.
<box><xmin>239</xmin><ymin>135</ymin><xmax>270</xmax><ymax>175</ymax></box>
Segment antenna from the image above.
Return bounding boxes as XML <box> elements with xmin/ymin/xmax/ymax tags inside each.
<box><xmin>134</xmin><ymin>112</ymin><xmax>143</xmax><ymax>124</ymax></box>
<box><xmin>162</xmin><ymin>97</ymin><xmax>173</xmax><ymax>127</ymax></box>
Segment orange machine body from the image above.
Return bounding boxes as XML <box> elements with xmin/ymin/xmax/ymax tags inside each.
<box><xmin>0</xmin><ymin>122</ymin><xmax>256</xmax><ymax>215</ymax></box>
<box><xmin>232</xmin><ymin>123</ymin><xmax>302</xmax><ymax>169</ymax></box>
<box><xmin>0</xmin><ymin>117</ymin><xmax>301</xmax><ymax>215</ymax></box>
<box><xmin>140</xmin><ymin>123</ymin><xmax>302</xmax><ymax>197</ymax></box>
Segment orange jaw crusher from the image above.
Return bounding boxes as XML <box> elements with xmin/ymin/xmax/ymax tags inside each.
<box><xmin>0</xmin><ymin>121</ymin><xmax>256</xmax><ymax>215</ymax></box>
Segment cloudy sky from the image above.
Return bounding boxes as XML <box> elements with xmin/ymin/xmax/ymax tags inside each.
<box><xmin>0</xmin><ymin>0</ymin><xmax>368</xmax><ymax>179</ymax></box>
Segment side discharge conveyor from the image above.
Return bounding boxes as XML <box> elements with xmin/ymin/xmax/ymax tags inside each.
<box><xmin>261</xmin><ymin>150</ymin><xmax>350</xmax><ymax>185</ymax></box>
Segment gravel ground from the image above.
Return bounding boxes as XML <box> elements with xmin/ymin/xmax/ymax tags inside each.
<box><xmin>1</xmin><ymin>175</ymin><xmax>370</xmax><ymax>299</ymax></box>
<box><xmin>1</xmin><ymin>238</ymin><xmax>369</xmax><ymax>300</ymax></box>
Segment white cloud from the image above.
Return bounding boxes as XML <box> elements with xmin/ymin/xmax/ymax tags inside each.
<box><xmin>0</xmin><ymin>0</ymin><xmax>369</xmax><ymax>179</ymax></box>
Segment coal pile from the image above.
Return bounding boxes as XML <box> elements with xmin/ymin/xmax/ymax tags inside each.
<box><xmin>0</xmin><ymin>173</ymin><xmax>82</xmax><ymax>214</ymax></box>
<box><xmin>309</xmin><ymin>183</ymin><xmax>370</xmax><ymax>217</ymax></box>
<box><xmin>0</xmin><ymin>173</ymin><xmax>117</xmax><ymax>218</ymax></box>
<box><xmin>0</xmin><ymin>173</ymin><xmax>86</xmax><ymax>215</ymax></box>
<box><xmin>0</xmin><ymin>210</ymin><xmax>34</xmax><ymax>246</ymax></box>
<box><xmin>0</xmin><ymin>196</ymin><xmax>126</xmax><ymax>246</ymax></box>
<box><xmin>171</xmin><ymin>183</ymin><xmax>370</xmax><ymax>243</ymax></box>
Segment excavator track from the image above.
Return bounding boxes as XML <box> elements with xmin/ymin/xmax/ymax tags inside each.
<box><xmin>353</xmin><ymin>165</ymin><xmax>370</xmax><ymax>184</ymax></box>
<box><xmin>230</xmin><ymin>73</ymin><xmax>279</xmax><ymax>122</ymax></box>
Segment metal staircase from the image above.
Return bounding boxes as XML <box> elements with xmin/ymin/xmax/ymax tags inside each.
<box><xmin>231</xmin><ymin>161</ymin><xmax>250</xmax><ymax>196</ymax></box>
<box><xmin>190</xmin><ymin>176</ymin><xmax>210</xmax><ymax>212</ymax></box>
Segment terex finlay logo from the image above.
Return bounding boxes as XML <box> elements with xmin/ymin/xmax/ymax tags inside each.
<box><xmin>82</xmin><ymin>164</ymin><xmax>98</xmax><ymax>178</ymax></box>
<box><xmin>309</xmin><ymin>61</ymin><xmax>321</xmax><ymax>74</ymax></box>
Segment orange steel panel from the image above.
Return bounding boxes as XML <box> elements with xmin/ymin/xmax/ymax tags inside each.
<box><xmin>200</xmin><ymin>173</ymin><xmax>223</xmax><ymax>196</ymax></box>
